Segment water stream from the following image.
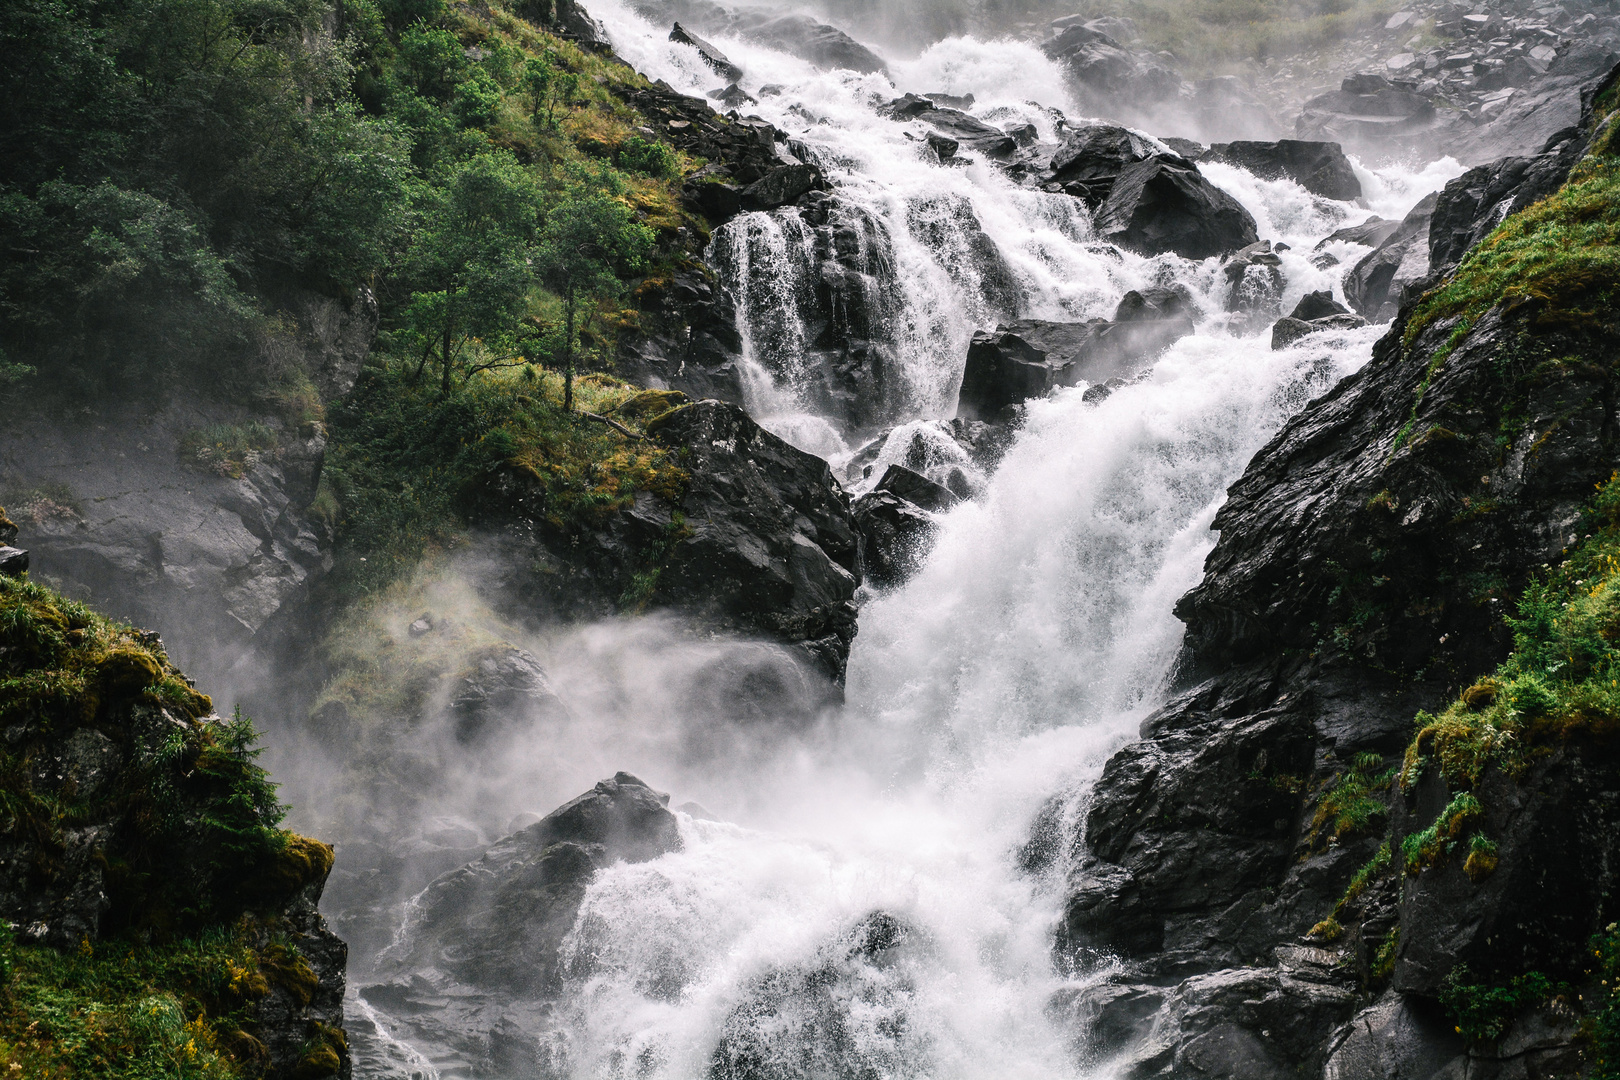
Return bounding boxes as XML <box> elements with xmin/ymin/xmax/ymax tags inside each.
<box><xmin>350</xmin><ymin>4</ymin><xmax>1467</xmax><ymax>1075</ymax></box>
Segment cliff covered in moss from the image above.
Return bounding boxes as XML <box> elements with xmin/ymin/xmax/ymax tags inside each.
<box><xmin>0</xmin><ymin>538</ymin><xmax>348</xmax><ymax>1080</ymax></box>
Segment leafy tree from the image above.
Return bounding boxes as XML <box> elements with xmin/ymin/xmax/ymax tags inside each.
<box><xmin>533</xmin><ymin>194</ymin><xmax>653</xmax><ymax>411</ymax></box>
<box><xmin>522</xmin><ymin>53</ymin><xmax>578</xmax><ymax>129</ymax></box>
<box><xmin>399</xmin><ymin>151</ymin><xmax>546</xmax><ymax>396</ymax></box>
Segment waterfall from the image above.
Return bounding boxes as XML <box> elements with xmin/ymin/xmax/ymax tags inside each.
<box><xmin>355</xmin><ymin>2</ymin><xmax>1469</xmax><ymax>1074</ymax></box>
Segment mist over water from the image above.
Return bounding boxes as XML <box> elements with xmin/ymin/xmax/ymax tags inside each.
<box><xmin>336</xmin><ymin>4</ymin><xmax>1471</xmax><ymax>1076</ymax></box>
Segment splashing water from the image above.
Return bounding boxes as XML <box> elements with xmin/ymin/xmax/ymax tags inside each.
<box><xmin>354</xmin><ymin>4</ymin><xmax>1469</xmax><ymax>1076</ymax></box>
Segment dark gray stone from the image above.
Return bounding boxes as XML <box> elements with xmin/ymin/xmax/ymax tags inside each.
<box><xmin>1343</xmin><ymin>192</ymin><xmax>1437</xmax><ymax>322</ymax></box>
<box><xmin>0</xmin><ymin>546</ymin><xmax>26</xmax><ymax>577</ymax></box>
<box><xmin>1204</xmin><ymin>139</ymin><xmax>1362</xmax><ymax>200</ymax></box>
<box><xmin>670</xmin><ymin>22</ymin><xmax>742</xmax><ymax>81</ymax></box>
<box><xmin>1094</xmin><ymin>155</ymin><xmax>1260</xmax><ymax>259</ymax></box>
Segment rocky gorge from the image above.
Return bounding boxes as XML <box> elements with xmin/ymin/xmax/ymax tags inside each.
<box><xmin>4</xmin><ymin>0</ymin><xmax>1620</xmax><ymax>1077</ymax></box>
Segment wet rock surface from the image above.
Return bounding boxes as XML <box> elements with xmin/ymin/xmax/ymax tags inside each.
<box><xmin>1343</xmin><ymin>192</ymin><xmax>1437</xmax><ymax>323</ymax></box>
<box><xmin>1094</xmin><ymin>155</ymin><xmax>1260</xmax><ymax>260</ymax></box>
<box><xmin>957</xmin><ymin>289</ymin><xmax>1197</xmax><ymax>419</ymax></box>
<box><xmin>476</xmin><ymin>400</ymin><xmax>862</xmax><ymax>685</ymax></box>
<box><xmin>0</xmin><ymin>401</ymin><xmax>334</xmax><ymax>689</ymax></box>
<box><xmin>1202</xmin><ymin>139</ymin><xmax>1362</xmax><ymax>201</ymax></box>
<box><xmin>1054</xmin><ymin>62</ymin><xmax>1620</xmax><ymax>1079</ymax></box>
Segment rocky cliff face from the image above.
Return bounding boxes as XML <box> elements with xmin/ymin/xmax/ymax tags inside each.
<box><xmin>0</xmin><ymin>567</ymin><xmax>350</xmax><ymax>1079</ymax></box>
<box><xmin>0</xmin><ymin>287</ymin><xmax>373</xmax><ymax>690</ymax></box>
<box><xmin>1048</xmin><ymin>62</ymin><xmax>1620</xmax><ymax>1079</ymax></box>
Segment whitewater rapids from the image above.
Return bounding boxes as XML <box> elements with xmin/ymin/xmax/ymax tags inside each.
<box><xmin>352</xmin><ymin>4</ymin><xmax>1468</xmax><ymax>1076</ymax></box>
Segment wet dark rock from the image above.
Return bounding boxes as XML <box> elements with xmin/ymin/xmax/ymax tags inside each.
<box><xmin>873</xmin><ymin>464</ymin><xmax>959</xmax><ymax>513</ymax></box>
<box><xmin>670</xmin><ymin>22</ymin><xmax>743</xmax><ymax>81</ymax></box>
<box><xmin>737</xmin><ymin>13</ymin><xmax>887</xmax><ymax>75</ymax></box>
<box><xmin>474</xmin><ymin>401</ymin><xmax>862</xmax><ymax>683</ymax></box>
<box><xmin>447</xmin><ymin>647</ymin><xmax>569</xmax><ymax>742</ymax></box>
<box><xmin>707</xmin><ymin>82</ymin><xmax>756</xmax><ymax>108</ymax></box>
<box><xmin>882</xmin><ymin>94</ymin><xmax>1018</xmax><ymax>159</ymax></box>
<box><xmin>645</xmin><ymin>402</ymin><xmax>862</xmax><ymax>681</ymax></box>
<box><xmin>739</xmin><ymin>163</ymin><xmax>826</xmax><ymax>210</ymax></box>
<box><xmin>957</xmin><ymin>291</ymin><xmax>1196</xmax><ymax>418</ymax></box>
<box><xmin>383</xmin><ymin>773</ymin><xmax>680</xmax><ymax>995</ymax></box>
<box><xmin>851</xmin><ymin>490</ymin><xmax>938</xmax><ymax>589</ymax></box>
<box><xmin>925</xmin><ymin>132</ymin><xmax>959</xmax><ymax>162</ymax></box>
<box><xmin>957</xmin><ymin>324</ymin><xmax>1073</xmax><ymax>419</ymax></box>
<box><xmin>1290</xmin><ymin>290</ymin><xmax>1351</xmax><ymax>322</ymax></box>
<box><xmin>1041</xmin><ymin>122</ymin><xmax>1163</xmax><ymax>208</ymax></box>
<box><xmin>710</xmin><ymin>911</ymin><xmax>929</xmax><ymax>1080</ymax></box>
<box><xmin>1426</xmin><ymin>131</ymin><xmax>1587</xmax><ymax>277</ymax></box>
<box><xmin>1054</xmin><ymin>76</ymin><xmax>1620</xmax><ymax>1076</ymax></box>
<box><xmin>1270</xmin><ymin>291</ymin><xmax>1366</xmax><ymax>349</ymax></box>
<box><xmin>0</xmin><ymin>547</ymin><xmax>26</xmax><ymax>577</ymax></box>
<box><xmin>1315</xmin><ymin>215</ymin><xmax>1400</xmax><ymax>252</ymax></box>
<box><xmin>1321</xmin><ymin>993</ymin><xmax>1467</xmax><ymax>1080</ymax></box>
<box><xmin>1203</xmin><ymin>139</ymin><xmax>1362</xmax><ymax>201</ymax></box>
<box><xmin>1271</xmin><ymin>313</ymin><xmax>1366</xmax><ymax>350</ymax></box>
<box><xmin>1223</xmin><ymin>240</ymin><xmax>1287</xmax><ymax>332</ymax></box>
<box><xmin>1094</xmin><ymin>155</ymin><xmax>1260</xmax><ymax>260</ymax></box>
<box><xmin>1343</xmin><ymin>191</ymin><xmax>1436</xmax><ymax>323</ymax></box>
<box><xmin>616</xmin><ymin>263</ymin><xmax>746</xmax><ymax>403</ymax></box>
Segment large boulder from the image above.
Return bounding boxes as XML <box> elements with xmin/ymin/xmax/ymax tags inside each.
<box><xmin>882</xmin><ymin>94</ymin><xmax>1017</xmax><ymax>159</ymax></box>
<box><xmin>1093</xmin><ymin>155</ymin><xmax>1260</xmax><ymax>259</ymax></box>
<box><xmin>738</xmin><ymin>13</ymin><xmax>887</xmax><ymax>75</ymax></box>
<box><xmin>670</xmin><ymin>22</ymin><xmax>743</xmax><ymax>82</ymax></box>
<box><xmin>739</xmin><ymin>163</ymin><xmax>826</xmax><ymax>211</ymax></box>
<box><xmin>1343</xmin><ymin>191</ymin><xmax>1437</xmax><ymax>323</ymax></box>
<box><xmin>956</xmin><ymin>288</ymin><xmax>1196</xmax><ymax>418</ymax></box>
<box><xmin>645</xmin><ymin>401</ymin><xmax>863</xmax><ymax>681</ymax></box>
<box><xmin>1223</xmin><ymin>240</ymin><xmax>1287</xmax><ymax>332</ymax></box>
<box><xmin>851</xmin><ymin>490</ymin><xmax>938</xmax><ymax>589</ymax></box>
<box><xmin>377</xmin><ymin>773</ymin><xmax>680</xmax><ymax>995</ymax></box>
<box><xmin>1203</xmin><ymin>139</ymin><xmax>1362</xmax><ymax>201</ymax></box>
<box><xmin>1270</xmin><ymin>291</ymin><xmax>1366</xmax><ymax>349</ymax></box>
<box><xmin>1042</xmin><ymin>122</ymin><xmax>1163</xmax><ymax>207</ymax></box>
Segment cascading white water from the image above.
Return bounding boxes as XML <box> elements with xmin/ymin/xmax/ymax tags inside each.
<box><xmin>356</xmin><ymin>5</ymin><xmax>1470</xmax><ymax>1076</ymax></box>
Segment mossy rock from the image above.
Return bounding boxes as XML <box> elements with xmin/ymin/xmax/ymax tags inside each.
<box><xmin>264</xmin><ymin>833</ymin><xmax>337</xmax><ymax>896</ymax></box>
<box><xmin>97</xmin><ymin>647</ymin><xmax>162</xmax><ymax>692</ymax></box>
<box><xmin>617</xmin><ymin>388</ymin><xmax>690</xmax><ymax>423</ymax></box>
<box><xmin>0</xmin><ymin>505</ymin><xmax>16</xmax><ymax>546</ymax></box>
<box><xmin>261</xmin><ymin>943</ymin><xmax>320</xmax><ymax>1007</ymax></box>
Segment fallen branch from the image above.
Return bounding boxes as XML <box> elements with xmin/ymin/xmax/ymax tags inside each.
<box><xmin>582</xmin><ymin>411</ymin><xmax>648</xmax><ymax>440</ymax></box>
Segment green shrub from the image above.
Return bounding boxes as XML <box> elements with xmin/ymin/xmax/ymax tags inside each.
<box><xmin>616</xmin><ymin>135</ymin><xmax>678</xmax><ymax>178</ymax></box>
<box><xmin>1401</xmin><ymin>792</ymin><xmax>1483</xmax><ymax>874</ymax></box>
<box><xmin>1440</xmin><ymin>964</ymin><xmax>1556</xmax><ymax>1043</ymax></box>
<box><xmin>1592</xmin><ymin>923</ymin><xmax>1620</xmax><ymax>1079</ymax></box>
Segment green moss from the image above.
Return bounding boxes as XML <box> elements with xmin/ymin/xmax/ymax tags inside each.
<box><xmin>179</xmin><ymin>423</ymin><xmax>281</xmax><ymax>481</ymax></box>
<box><xmin>323</xmin><ymin>362</ymin><xmax>687</xmax><ymax>602</ymax></box>
<box><xmin>1401</xmin><ymin>792</ymin><xmax>1483</xmax><ymax>874</ymax></box>
<box><xmin>1592</xmin><ymin>923</ymin><xmax>1620</xmax><ymax>1079</ymax></box>
<box><xmin>1310</xmin><ymin>751</ymin><xmax>1395</xmax><ymax>847</ymax></box>
<box><xmin>0</xmin><ymin>924</ymin><xmax>300</xmax><ymax>1078</ymax></box>
<box><xmin>1401</xmin><ymin>472</ymin><xmax>1620</xmax><ymax>800</ymax></box>
<box><xmin>1372</xmin><ymin>924</ymin><xmax>1400</xmax><ymax>981</ymax></box>
<box><xmin>1405</xmin><ymin>90</ymin><xmax>1620</xmax><ymax>349</ymax></box>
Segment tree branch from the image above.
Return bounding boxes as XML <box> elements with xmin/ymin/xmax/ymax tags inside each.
<box><xmin>582</xmin><ymin>412</ymin><xmax>647</xmax><ymax>440</ymax></box>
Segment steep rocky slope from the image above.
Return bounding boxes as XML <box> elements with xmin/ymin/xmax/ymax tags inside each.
<box><xmin>0</xmin><ymin>538</ymin><xmax>349</xmax><ymax>1079</ymax></box>
<box><xmin>1048</xmin><ymin>62</ymin><xmax>1620</xmax><ymax>1079</ymax></box>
